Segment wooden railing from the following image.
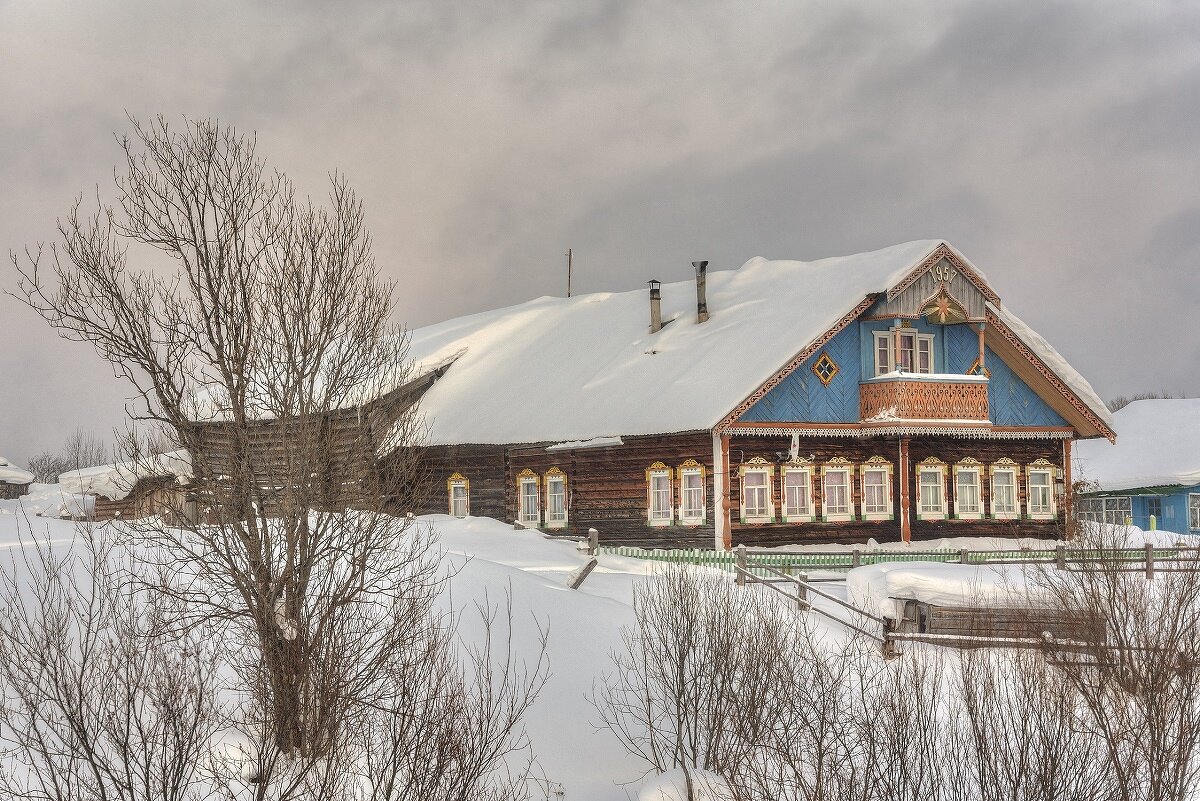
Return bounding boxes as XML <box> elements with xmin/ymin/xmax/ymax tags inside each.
<box><xmin>859</xmin><ymin>375</ymin><xmax>989</xmax><ymax>422</ymax></box>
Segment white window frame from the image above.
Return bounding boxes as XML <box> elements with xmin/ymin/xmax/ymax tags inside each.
<box><xmin>954</xmin><ymin>465</ymin><xmax>983</xmax><ymax>520</ymax></box>
<box><xmin>821</xmin><ymin>464</ymin><xmax>854</xmax><ymax>522</ymax></box>
<box><xmin>677</xmin><ymin>463</ymin><xmax>706</xmax><ymax>525</ymax></box>
<box><xmin>860</xmin><ymin>460</ymin><xmax>893</xmax><ymax>521</ymax></box>
<box><xmin>1078</xmin><ymin>496</ymin><xmax>1131</xmax><ymax>525</ymax></box>
<box><xmin>1026</xmin><ymin>467</ymin><xmax>1055</xmax><ymax>520</ymax></box>
<box><xmin>448</xmin><ymin>474</ymin><xmax>469</xmax><ymax>518</ymax></box>
<box><xmin>740</xmin><ymin>460</ymin><xmax>774</xmax><ymax>523</ymax></box>
<box><xmin>647</xmin><ymin>464</ymin><xmax>673</xmax><ymax>526</ymax></box>
<box><xmin>544</xmin><ymin>469</ymin><xmax>568</xmax><ymax>529</ymax></box>
<box><xmin>917</xmin><ymin>463</ymin><xmax>947</xmax><ymax>520</ymax></box>
<box><xmin>990</xmin><ymin>466</ymin><xmax>1019</xmax><ymax>520</ymax></box>
<box><xmin>518</xmin><ymin>473</ymin><xmax>540</xmax><ymax>527</ymax></box>
<box><xmin>782</xmin><ymin>465</ymin><xmax>814</xmax><ymax>522</ymax></box>
<box><xmin>1190</xmin><ymin>494</ymin><xmax>1200</xmax><ymax>532</ymax></box>
<box><xmin>873</xmin><ymin>327</ymin><xmax>935</xmax><ymax>376</ymax></box>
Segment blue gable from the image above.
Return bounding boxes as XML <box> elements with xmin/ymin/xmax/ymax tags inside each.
<box><xmin>739</xmin><ymin>318</ymin><xmax>1068</xmax><ymax>427</ymax></box>
<box><xmin>738</xmin><ymin>323</ymin><xmax>861</xmax><ymax>423</ymax></box>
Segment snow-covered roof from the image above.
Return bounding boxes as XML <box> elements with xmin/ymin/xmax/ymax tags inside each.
<box><xmin>1073</xmin><ymin>398</ymin><xmax>1200</xmax><ymax>492</ymax></box>
<box><xmin>846</xmin><ymin>562</ymin><xmax>1050</xmax><ymax>621</ymax></box>
<box><xmin>58</xmin><ymin>450</ymin><xmax>192</xmax><ymax>501</ymax></box>
<box><xmin>402</xmin><ymin>239</ymin><xmax>1109</xmax><ymax>445</ymax></box>
<box><xmin>0</xmin><ymin>456</ymin><xmax>34</xmax><ymax>486</ymax></box>
<box><xmin>988</xmin><ymin>302</ymin><xmax>1113</xmax><ymax>432</ymax></box>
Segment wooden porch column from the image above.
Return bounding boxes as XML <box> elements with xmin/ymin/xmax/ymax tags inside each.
<box><xmin>893</xmin><ymin>320</ymin><xmax>902</xmax><ymax>372</ymax></box>
<box><xmin>898</xmin><ymin>437</ymin><xmax>912</xmax><ymax>543</ymax></box>
<box><xmin>977</xmin><ymin>322</ymin><xmax>986</xmax><ymax>370</ymax></box>
<box><xmin>721</xmin><ymin>434</ymin><xmax>733</xmax><ymax>550</ymax></box>
<box><xmin>1062</xmin><ymin>438</ymin><xmax>1073</xmax><ymax>539</ymax></box>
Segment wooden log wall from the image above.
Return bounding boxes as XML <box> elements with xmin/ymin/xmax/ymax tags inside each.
<box><xmin>727</xmin><ymin>435</ymin><xmax>1066</xmax><ymax>547</ymax></box>
<box><xmin>404</xmin><ymin>443</ymin><xmax>509</xmax><ymax>519</ymax></box>
<box><xmin>0</xmin><ymin>481</ymin><xmax>29</xmax><ymax>500</ymax></box>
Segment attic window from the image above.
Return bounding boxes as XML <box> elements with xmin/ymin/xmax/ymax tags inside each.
<box><xmin>811</xmin><ymin>352</ymin><xmax>840</xmax><ymax>386</ymax></box>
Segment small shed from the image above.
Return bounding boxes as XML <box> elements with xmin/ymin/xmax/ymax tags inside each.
<box><xmin>0</xmin><ymin>455</ymin><xmax>34</xmax><ymax>500</ymax></box>
<box><xmin>846</xmin><ymin>561</ymin><xmax>1101</xmax><ymax>648</ymax></box>
<box><xmin>59</xmin><ymin>450</ymin><xmax>196</xmax><ymax>522</ymax></box>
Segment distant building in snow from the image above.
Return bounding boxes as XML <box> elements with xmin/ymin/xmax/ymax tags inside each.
<box><xmin>1073</xmin><ymin>398</ymin><xmax>1199</xmax><ymax>534</ymax></box>
<box><xmin>58</xmin><ymin>450</ymin><xmax>196</xmax><ymax>522</ymax></box>
<box><xmin>377</xmin><ymin>239</ymin><xmax>1114</xmax><ymax>548</ymax></box>
<box><xmin>0</xmin><ymin>456</ymin><xmax>34</xmax><ymax>500</ymax></box>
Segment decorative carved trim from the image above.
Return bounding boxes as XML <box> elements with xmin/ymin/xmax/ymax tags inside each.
<box><xmin>717</xmin><ymin>294</ymin><xmax>877</xmax><ymax>431</ymax></box>
<box><xmin>956</xmin><ymin>457</ymin><xmax>983</xmax><ymax>466</ymax></box>
<box><xmin>448</xmin><ymin>472</ymin><xmax>467</xmax><ymax>483</ymax></box>
<box><xmin>920</xmin><ymin>287</ymin><xmax>971</xmax><ymax>325</ymax></box>
<box><xmin>993</xmin><ymin>457</ymin><xmax>1018</xmax><ymax>467</ymax></box>
<box><xmin>920</xmin><ymin>456</ymin><xmax>947</xmax><ymax>466</ymax></box>
<box><xmin>724</xmin><ymin>424</ymin><xmax>1075</xmax><ymax>439</ymax></box>
<box><xmin>864</xmin><ymin>455</ymin><xmax>892</xmax><ymax>466</ymax></box>
<box><xmin>888</xmin><ymin>244</ymin><xmax>1000</xmax><ymax>306</ymax></box>
<box><xmin>679</xmin><ymin>458</ymin><xmax>702</xmax><ymax>469</ymax></box>
<box><xmin>516</xmin><ymin>468</ymin><xmax>537</xmax><ymax>479</ymax></box>
<box><xmin>826</xmin><ymin>456</ymin><xmax>852</xmax><ymax>465</ymax></box>
<box><xmin>860</xmin><ymin>377</ymin><xmax>989</xmax><ymax>422</ymax></box>
<box><xmin>545</xmin><ymin>466</ymin><xmax>565</xmax><ymax>477</ymax></box>
<box><xmin>1028</xmin><ymin>457</ymin><xmax>1054</xmax><ymax>468</ymax></box>
<box><xmin>745</xmin><ymin>456</ymin><xmax>770</xmax><ymax>465</ymax></box>
<box><xmin>811</xmin><ymin>352</ymin><xmax>840</xmax><ymax>386</ymax></box>
<box><xmin>967</xmin><ymin>356</ymin><xmax>992</xmax><ymax>378</ymax></box>
<box><xmin>986</xmin><ymin>308</ymin><xmax>1115</xmax><ymax>442</ymax></box>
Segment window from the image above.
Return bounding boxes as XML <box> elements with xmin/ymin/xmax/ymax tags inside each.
<box><xmin>861</xmin><ymin>456</ymin><xmax>892</xmax><ymax>520</ymax></box>
<box><xmin>740</xmin><ymin>457</ymin><xmax>774</xmax><ymax>523</ymax></box>
<box><xmin>518</xmin><ymin>470</ymin><xmax>540</xmax><ymax>527</ymax></box>
<box><xmin>822</xmin><ymin>459</ymin><xmax>853</xmax><ymax>521</ymax></box>
<box><xmin>873</xmin><ymin>328</ymin><xmax>935</xmax><ymax>376</ymax></box>
<box><xmin>1027</xmin><ymin>463</ymin><xmax>1055</xmax><ymax>519</ymax></box>
<box><xmin>917</xmin><ymin>459</ymin><xmax>946</xmax><ymax>519</ymax></box>
<box><xmin>991</xmin><ymin>463</ymin><xmax>1018</xmax><ymax>519</ymax></box>
<box><xmin>647</xmin><ymin>463</ymin><xmax>673</xmax><ymax>526</ymax></box>
<box><xmin>1077</xmin><ymin>496</ymin><xmax>1130</xmax><ymax>525</ymax></box>
<box><xmin>545</xmin><ymin>468</ymin><xmax>567</xmax><ymax>528</ymax></box>
<box><xmin>678</xmin><ymin>460</ymin><xmax>706</xmax><ymax>525</ymax></box>
<box><xmin>448</xmin><ymin>473</ymin><xmax>469</xmax><ymax>518</ymax></box>
<box><xmin>1147</xmin><ymin>497</ymin><xmax>1162</xmax><ymax>523</ymax></box>
<box><xmin>782</xmin><ymin>464</ymin><xmax>813</xmax><ymax>522</ymax></box>
<box><xmin>1190</xmin><ymin>494</ymin><xmax>1200</xmax><ymax>531</ymax></box>
<box><xmin>955</xmin><ymin>461</ymin><xmax>982</xmax><ymax>520</ymax></box>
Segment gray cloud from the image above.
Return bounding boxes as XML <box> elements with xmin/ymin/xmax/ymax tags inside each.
<box><xmin>1</xmin><ymin>0</ymin><xmax>1198</xmax><ymax>465</ymax></box>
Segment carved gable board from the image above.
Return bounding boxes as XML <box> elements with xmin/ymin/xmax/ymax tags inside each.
<box><xmin>869</xmin><ymin>246</ymin><xmax>993</xmax><ymax>322</ymax></box>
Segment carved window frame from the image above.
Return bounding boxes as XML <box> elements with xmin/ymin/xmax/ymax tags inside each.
<box><xmin>873</xmin><ymin>327</ymin><xmax>935</xmax><ymax>376</ymax></box>
<box><xmin>990</xmin><ymin>459</ymin><xmax>1020</xmax><ymax>520</ymax></box>
<box><xmin>821</xmin><ymin>457</ymin><xmax>854</xmax><ymax>522</ymax></box>
<box><xmin>677</xmin><ymin>459</ymin><xmax>706</xmax><ymax>526</ymax></box>
<box><xmin>861</xmin><ymin>456</ymin><xmax>893</xmax><ymax>521</ymax></box>
<box><xmin>1026</xmin><ymin>458</ymin><xmax>1056</xmax><ymax>520</ymax></box>
<box><xmin>448</xmin><ymin>472</ymin><xmax>470</xmax><ymax>518</ymax></box>
<box><xmin>517</xmin><ymin>469</ymin><xmax>541</xmax><ymax>527</ymax></box>
<box><xmin>916</xmin><ymin>457</ymin><xmax>947</xmax><ymax>520</ymax></box>
<box><xmin>782</xmin><ymin>460</ymin><xmax>815</xmax><ymax>523</ymax></box>
<box><xmin>544</xmin><ymin>467</ymin><xmax>568</xmax><ymax>529</ymax></box>
<box><xmin>646</xmin><ymin>462</ymin><xmax>674</xmax><ymax>526</ymax></box>
<box><xmin>739</xmin><ymin>457</ymin><xmax>775</xmax><ymax>524</ymax></box>
<box><xmin>954</xmin><ymin>458</ymin><xmax>983</xmax><ymax>520</ymax></box>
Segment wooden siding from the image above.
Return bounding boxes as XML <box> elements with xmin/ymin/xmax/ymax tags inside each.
<box><xmin>0</xmin><ymin>481</ymin><xmax>29</xmax><ymax>500</ymax></box>
<box><xmin>405</xmin><ymin>443</ymin><xmax>508</xmax><ymax>520</ymax></box>
<box><xmin>870</xmin><ymin>257</ymin><xmax>989</xmax><ymax>321</ymax></box>
<box><xmin>90</xmin><ymin>477</ymin><xmax>197</xmax><ymax>523</ymax></box>
<box><xmin>726</xmin><ymin>435</ymin><xmax>1066</xmax><ymax>547</ymax></box>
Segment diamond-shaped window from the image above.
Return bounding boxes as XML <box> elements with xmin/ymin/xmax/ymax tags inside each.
<box><xmin>811</xmin><ymin>352</ymin><xmax>840</xmax><ymax>386</ymax></box>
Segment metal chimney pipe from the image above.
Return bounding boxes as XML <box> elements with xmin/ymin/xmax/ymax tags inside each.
<box><xmin>692</xmin><ymin>261</ymin><xmax>709</xmax><ymax>323</ymax></box>
<box><xmin>648</xmin><ymin>279</ymin><xmax>662</xmax><ymax>333</ymax></box>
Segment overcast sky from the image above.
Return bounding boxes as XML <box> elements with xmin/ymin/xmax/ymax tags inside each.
<box><xmin>1</xmin><ymin>0</ymin><xmax>1198</xmax><ymax>465</ymax></box>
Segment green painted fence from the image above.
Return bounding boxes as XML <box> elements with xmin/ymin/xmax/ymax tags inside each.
<box><xmin>597</xmin><ymin>545</ymin><xmax>1189</xmax><ymax>575</ymax></box>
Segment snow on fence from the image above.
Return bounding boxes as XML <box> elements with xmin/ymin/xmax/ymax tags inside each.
<box><xmin>599</xmin><ymin>543</ymin><xmax>1200</xmax><ymax>579</ymax></box>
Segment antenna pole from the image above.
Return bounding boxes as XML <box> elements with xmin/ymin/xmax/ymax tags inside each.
<box><xmin>566</xmin><ymin>248</ymin><xmax>573</xmax><ymax>297</ymax></box>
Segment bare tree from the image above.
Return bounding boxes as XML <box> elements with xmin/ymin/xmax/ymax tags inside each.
<box><xmin>25</xmin><ymin>428</ymin><xmax>112</xmax><ymax>483</ymax></box>
<box><xmin>1106</xmin><ymin>391</ymin><xmax>1179</xmax><ymax>413</ymax></box>
<box><xmin>7</xmin><ymin>116</ymin><xmax>516</xmax><ymax>791</ymax></box>
<box><xmin>0</xmin><ymin>527</ymin><xmax>222</xmax><ymax>801</ymax></box>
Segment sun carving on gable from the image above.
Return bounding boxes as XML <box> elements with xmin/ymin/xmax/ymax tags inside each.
<box><xmin>923</xmin><ymin>288</ymin><xmax>968</xmax><ymax>325</ymax></box>
<box><xmin>811</xmin><ymin>352</ymin><xmax>840</xmax><ymax>386</ymax></box>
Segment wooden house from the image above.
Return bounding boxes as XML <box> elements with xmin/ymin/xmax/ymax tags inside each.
<box><xmin>0</xmin><ymin>456</ymin><xmax>34</xmax><ymax>500</ymax></box>
<box><xmin>59</xmin><ymin>450</ymin><xmax>197</xmax><ymax>522</ymax></box>
<box><xmin>1074</xmin><ymin>398</ymin><xmax>1199</xmax><ymax>535</ymax></box>
<box><xmin>383</xmin><ymin>240</ymin><xmax>1114</xmax><ymax>548</ymax></box>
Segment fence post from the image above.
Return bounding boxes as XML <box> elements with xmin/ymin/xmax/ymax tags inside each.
<box><xmin>735</xmin><ymin>544</ymin><xmax>747</xmax><ymax>587</ymax></box>
<box><xmin>852</xmin><ymin>549</ymin><xmax>861</xmax><ymax>569</ymax></box>
<box><xmin>959</xmin><ymin>548</ymin><xmax>969</xmax><ymax>565</ymax></box>
<box><xmin>588</xmin><ymin>528</ymin><xmax>599</xmax><ymax>556</ymax></box>
<box><xmin>1056</xmin><ymin>543</ymin><xmax>1066</xmax><ymax>571</ymax></box>
<box><xmin>797</xmin><ymin>571</ymin><xmax>809</xmax><ymax>610</ymax></box>
<box><xmin>1145</xmin><ymin>542</ymin><xmax>1155</xmax><ymax>580</ymax></box>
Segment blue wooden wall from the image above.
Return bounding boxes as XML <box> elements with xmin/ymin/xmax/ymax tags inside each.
<box><xmin>739</xmin><ymin>318</ymin><xmax>1069</xmax><ymax>427</ymax></box>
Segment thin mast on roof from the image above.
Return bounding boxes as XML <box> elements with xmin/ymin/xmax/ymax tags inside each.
<box><xmin>566</xmin><ymin>248</ymin><xmax>573</xmax><ymax>297</ymax></box>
